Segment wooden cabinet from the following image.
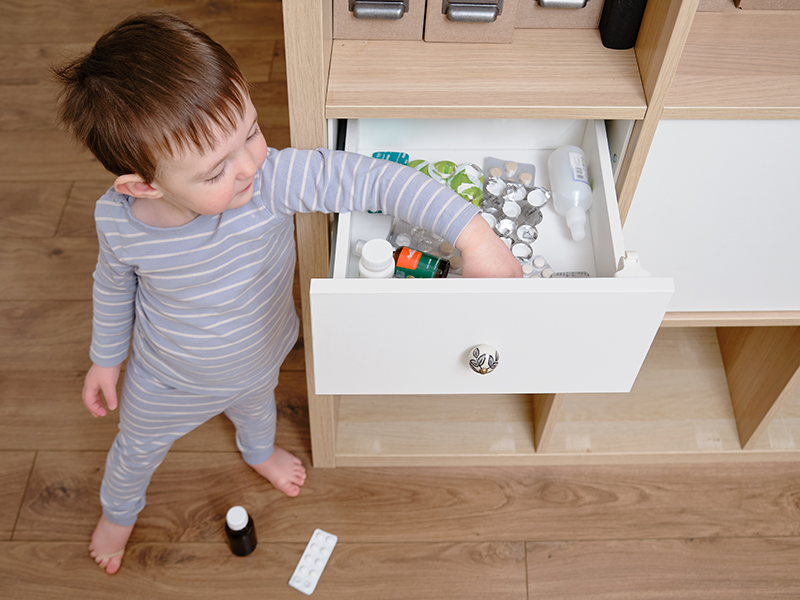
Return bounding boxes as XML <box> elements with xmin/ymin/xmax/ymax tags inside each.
<box><xmin>283</xmin><ymin>0</ymin><xmax>800</xmax><ymax>467</ymax></box>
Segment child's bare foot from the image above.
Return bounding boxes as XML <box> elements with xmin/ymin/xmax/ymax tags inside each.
<box><xmin>89</xmin><ymin>514</ymin><xmax>133</xmax><ymax>575</ymax></box>
<box><xmin>250</xmin><ymin>446</ymin><xmax>306</xmax><ymax>497</ymax></box>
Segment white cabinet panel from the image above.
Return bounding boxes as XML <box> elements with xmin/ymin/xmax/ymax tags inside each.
<box><xmin>624</xmin><ymin>120</ymin><xmax>800</xmax><ymax>313</ymax></box>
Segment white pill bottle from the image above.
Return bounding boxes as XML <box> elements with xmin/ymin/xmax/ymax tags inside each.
<box><xmin>547</xmin><ymin>145</ymin><xmax>593</xmax><ymax>241</ymax></box>
<box><xmin>358</xmin><ymin>238</ymin><xmax>396</xmax><ymax>279</ymax></box>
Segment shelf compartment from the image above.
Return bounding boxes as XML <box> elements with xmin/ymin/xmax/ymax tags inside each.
<box><xmin>664</xmin><ymin>11</ymin><xmax>800</xmax><ymax>119</ymax></box>
<box><xmin>325</xmin><ymin>29</ymin><xmax>647</xmax><ymax>120</ymax></box>
<box><xmin>333</xmin><ymin>328</ymin><xmax>800</xmax><ymax>466</ymax></box>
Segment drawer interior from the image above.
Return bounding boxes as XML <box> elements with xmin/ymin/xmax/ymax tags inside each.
<box><xmin>332</xmin><ymin>118</ymin><xmax>624</xmax><ymax>280</ymax></box>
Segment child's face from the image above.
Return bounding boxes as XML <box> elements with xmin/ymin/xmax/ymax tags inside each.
<box><xmin>152</xmin><ymin>94</ymin><xmax>268</xmax><ymax>218</ymax></box>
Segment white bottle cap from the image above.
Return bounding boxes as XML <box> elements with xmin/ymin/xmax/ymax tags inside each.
<box><xmin>565</xmin><ymin>206</ymin><xmax>587</xmax><ymax>241</ymax></box>
<box><xmin>227</xmin><ymin>506</ymin><xmax>248</xmax><ymax>531</ymax></box>
<box><xmin>360</xmin><ymin>239</ymin><xmax>394</xmax><ymax>270</ymax></box>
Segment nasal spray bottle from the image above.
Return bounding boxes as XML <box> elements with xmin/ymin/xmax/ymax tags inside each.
<box><xmin>547</xmin><ymin>145</ymin><xmax>593</xmax><ymax>241</ymax></box>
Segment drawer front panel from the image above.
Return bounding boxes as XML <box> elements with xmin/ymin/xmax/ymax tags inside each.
<box><xmin>311</xmin><ymin>277</ymin><xmax>673</xmax><ymax>394</ymax></box>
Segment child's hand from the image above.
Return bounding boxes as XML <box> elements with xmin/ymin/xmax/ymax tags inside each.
<box><xmin>82</xmin><ymin>363</ymin><xmax>122</xmax><ymax>417</ymax></box>
<box><xmin>455</xmin><ymin>214</ymin><xmax>523</xmax><ymax>278</ymax></box>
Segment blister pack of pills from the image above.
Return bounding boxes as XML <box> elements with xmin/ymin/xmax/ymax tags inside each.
<box><xmin>408</xmin><ymin>158</ymin><xmax>484</xmax><ymax>207</ymax></box>
<box><xmin>288</xmin><ymin>528</ymin><xmax>338</xmax><ymax>595</ymax></box>
<box><xmin>480</xmin><ymin>157</ymin><xmax>552</xmax><ymax>265</ymax></box>
<box><xmin>522</xmin><ymin>255</ymin><xmax>555</xmax><ymax>279</ymax></box>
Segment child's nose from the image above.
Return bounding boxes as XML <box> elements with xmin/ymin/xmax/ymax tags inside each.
<box><xmin>236</xmin><ymin>148</ymin><xmax>260</xmax><ymax>179</ymax></box>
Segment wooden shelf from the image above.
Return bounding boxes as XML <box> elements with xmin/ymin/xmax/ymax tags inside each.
<box><xmin>664</xmin><ymin>11</ymin><xmax>800</xmax><ymax>119</ymax></box>
<box><xmin>662</xmin><ymin>312</ymin><xmax>800</xmax><ymax>328</ymax></box>
<box><xmin>334</xmin><ymin>329</ymin><xmax>800</xmax><ymax>466</ymax></box>
<box><xmin>326</xmin><ymin>29</ymin><xmax>647</xmax><ymax>121</ymax></box>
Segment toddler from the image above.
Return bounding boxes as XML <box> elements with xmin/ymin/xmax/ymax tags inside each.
<box><xmin>53</xmin><ymin>11</ymin><xmax>521</xmax><ymax>575</ymax></box>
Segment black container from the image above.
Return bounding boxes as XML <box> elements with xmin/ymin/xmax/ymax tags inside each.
<box><xmin>225</xmin><ymin>506</ymin><xmax>258</xmax><ymax>557</ymax></box>
<box><xmin>599</xmin><ymin>0</ymin><xmax>649</xmax><ymax>50</ymax></box>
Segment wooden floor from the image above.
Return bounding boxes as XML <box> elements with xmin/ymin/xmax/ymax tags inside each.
<box><xmin>2</xmin><ymin>1</ymin><xmax>800</xmax><ymax>598</ymax></box>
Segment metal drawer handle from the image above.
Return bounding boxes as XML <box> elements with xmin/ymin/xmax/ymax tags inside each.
<box><xmin>469</xmin><ymin>344</ymin><xmax>499</xmax><ymax>375</ymax></box>
<box><xmin>443</xmin><ymin>0</ymin><xmax>503</xmax><ymax>23</ymax></box>
<box><xmin>536</xmin><ymin>0</ymin><xmax>590</xmax><ymax>8</ymax></box>
<box><xmin>349</xmin><ymin>0</ymin><xmax>409</xmax><ymax>20</ymax></box>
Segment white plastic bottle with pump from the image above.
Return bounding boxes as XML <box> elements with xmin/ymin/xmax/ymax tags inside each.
<box><xmin>547</xmin><ymin>145</ymin><xmax>593</xmax><ymax>241</ymax></box>
<box><xmin>358</xmin><ymin>238</ymin><xmax>395</xmax><ymax>279</ymax></box>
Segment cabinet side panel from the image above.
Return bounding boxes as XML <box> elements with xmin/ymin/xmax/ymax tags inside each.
<box><xmin>717</xmin><ymin>327</ymin><xmax>800</xmax><ymax>450</ymax></box>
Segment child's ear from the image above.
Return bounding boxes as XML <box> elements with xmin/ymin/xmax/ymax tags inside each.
<box><xmin>113</xmin><ymin>174</ymin><xmax>163</xmax><ymax>199</ymax></box>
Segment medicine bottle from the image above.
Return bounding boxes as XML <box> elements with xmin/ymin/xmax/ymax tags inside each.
<box><xmin>225</xmin><ymin>505</ymin><xmax>257</xmax><ymax>557</ymax></box>
<box><xmin>547</xmin><ymin>145</ymin><xmax>593</xmax><ymax>241</ymax></box>
<box><xmin>393</xmin><ymin>246</ymin><xmax>450</xmax><ymax>278</ymax></box>
<box><xmin>358</xmin><ymin>239</ymin><xmax>395</xmax><ymax>279</ymax></box>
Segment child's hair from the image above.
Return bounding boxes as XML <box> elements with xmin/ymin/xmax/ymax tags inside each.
<box><xmin>52</xmin><ymin>12</ymin><xmax>249</xmax><ymax>183</ymax></box>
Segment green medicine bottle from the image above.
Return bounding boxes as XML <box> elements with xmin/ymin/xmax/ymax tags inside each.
<box><xmin>393</xmin><ymin>246</ymin><xmax>450</xmax><ymax>279</ymax></box>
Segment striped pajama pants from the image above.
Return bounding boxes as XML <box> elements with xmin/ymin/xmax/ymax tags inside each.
<box><xmin>100</xmin><ymin>357</ymin><xmax>278</xmax><ymax>526</ymax></box>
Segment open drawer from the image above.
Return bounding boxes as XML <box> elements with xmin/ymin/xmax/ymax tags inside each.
<box><xmin>309</xmin><ymin>119</ymin><xmax>674</xmax><ymax>395</ymax></box>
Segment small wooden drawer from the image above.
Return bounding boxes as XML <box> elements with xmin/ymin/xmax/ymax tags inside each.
<box><xmin>515</xmin><ymin>0</ymin><xmax>605</xmax><ymax>29</ymax></box>
<box><xmin>309</xmin><ymin>118</ymin><xmax>674</xmax><ymax>396</ymax></box>
<box><xmin>424</xmin><ymin>0</ymin><xmax>520</xmax><ymax>43</ymax></box>
<box><xmin>334</xmin><ymin>0</ymin><xmax>427</xmax><ymax>41</ymax></box>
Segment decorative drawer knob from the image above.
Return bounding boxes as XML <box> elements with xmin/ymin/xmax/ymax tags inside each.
<box><xmin>469</xmin><ymin>344</ymin><xmax>499</xmax><ymax>375</ymax></box>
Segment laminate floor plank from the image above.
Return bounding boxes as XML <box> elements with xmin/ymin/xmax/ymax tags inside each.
<box><xmin>224</xmin><ymin>39</ymin><xmax>277</xmax><ymax>83</ymax></box>
<box><xmin>0</xmin><ymin>1</ymin><xmax>148</xmax><ymax>45</ymax></box>
<box><xmin>0</xmin><ymin>132</ymin><xmax>109</xmax><ymax>182</ymax></box>
<box><xmin>149</xmin><ymin>1</ymin><xmax>285</xmax><ymax>41</ymax></box>
<box><xmin>526</xmin><ymin>537</ymin><xmax>800</xmax><ymax>600</ymax></box>
<box><xmin>15</xmin><ymin>451</ymin><xmax>800</xmax><ymax>544</ymax></box>
<box><xmin>0</xmin><ymin>238</ymin><xmax>97</xmax><ymax>301</ymax></box>
<box><xmin>0</xmin><ymin>301</ymin><xmax>92</xmax><ymax>371</ymax></box>
<box><xmin>0</xmin><ymin>182</ymin><xmax>71</xmax><ymax>238</ymax></box>
<box><xmin>0</xmin><ymin>540</ymin><xmax>526</xmax><ymax>600</ymax></box>
<box><xmin>0</xmin><ymin>83</ymin><xmax>63</xmax><ymax>133</ymax></box>
<box><xmin>0</xmin><ymin>452</ymin><xmax>35</xmax><ymax>540</ymax></box>
<box><xmin>251</xmin><ymin>81</ymin><xmax>291</xmax><ymax>150</ymax></box>
<box><xmin>0</xmin><ymin>369</ymin><xmax>308</xmax><ymax>453</ymax></box>
<box><xmin>57</xmin><ymin>180</ymin><xmax>113</xmax><ymax>238</ymax></box>
<box><xmin>0</xmin><ymin>43</ymin><xmax>90</xmax><ymax>85</ymax></box>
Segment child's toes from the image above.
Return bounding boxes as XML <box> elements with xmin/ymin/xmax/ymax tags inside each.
<box><xmin>90</xmin><ymin>549</ymin><xmax>124</xmax><ymax>575</ymax></box>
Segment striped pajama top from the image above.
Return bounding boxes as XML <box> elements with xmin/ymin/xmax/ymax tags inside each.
<box><xmin>90</xmin><ymin>147</ymin><xmax>479</xmax><ymax>395</ymax></box>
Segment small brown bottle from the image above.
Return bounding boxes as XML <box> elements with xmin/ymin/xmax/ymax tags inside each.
<box><xmin>225</xmin><ymin>506</ymin><xmax>257</xmax><ymax>557</ymax></box>
<box><xmin>393</xmin><ymin>246</ymin><xmax>450</xmax><ymax>279</ymax></box>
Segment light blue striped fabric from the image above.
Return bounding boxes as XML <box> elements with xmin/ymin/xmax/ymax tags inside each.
<box><xmin>91</xmin><ymin>147</ymin><xmax>479</xmax><ymax>394</ymax></box>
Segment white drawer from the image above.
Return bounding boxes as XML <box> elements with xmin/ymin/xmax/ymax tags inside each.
<box><xmin>310</xmin><ymin>119</ymin><xmax>674</xmax><ymax>395</ymax></box>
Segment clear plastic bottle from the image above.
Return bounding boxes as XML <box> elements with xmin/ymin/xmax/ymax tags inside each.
<box><xmin>547</xmin><ymin>145</ymin><xmax>593</xmax><ymax>241</ymax></box>
<box><xmin>225</xmin><ymin>506</ymin><xmax>257</xmax><ymax>557</ymax></box>
<box><xmin>358</xmin><ymin>239</ymin><xmax>395</xmax><ymax>279</ymax></box>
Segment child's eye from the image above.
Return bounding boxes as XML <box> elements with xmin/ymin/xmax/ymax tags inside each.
<box><xmin>205</xmin><ymin>165</ymin><xmax>226</xmax><ymax>185</ymax></box>
<box><xmin>247</xmin><ymin>125</ymin><xmax>261</xmax><ymax>142</ymax></box>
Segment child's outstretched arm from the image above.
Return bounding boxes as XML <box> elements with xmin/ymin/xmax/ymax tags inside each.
<box><xmin>82</xmin><ymin>363</ymin><xmax>122</xmax><ymax>417</ymax></box>
<box><xmin>456</xmin><ymin>213</ymin><xmax>523</xmax><ymax>278</ymax></box>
